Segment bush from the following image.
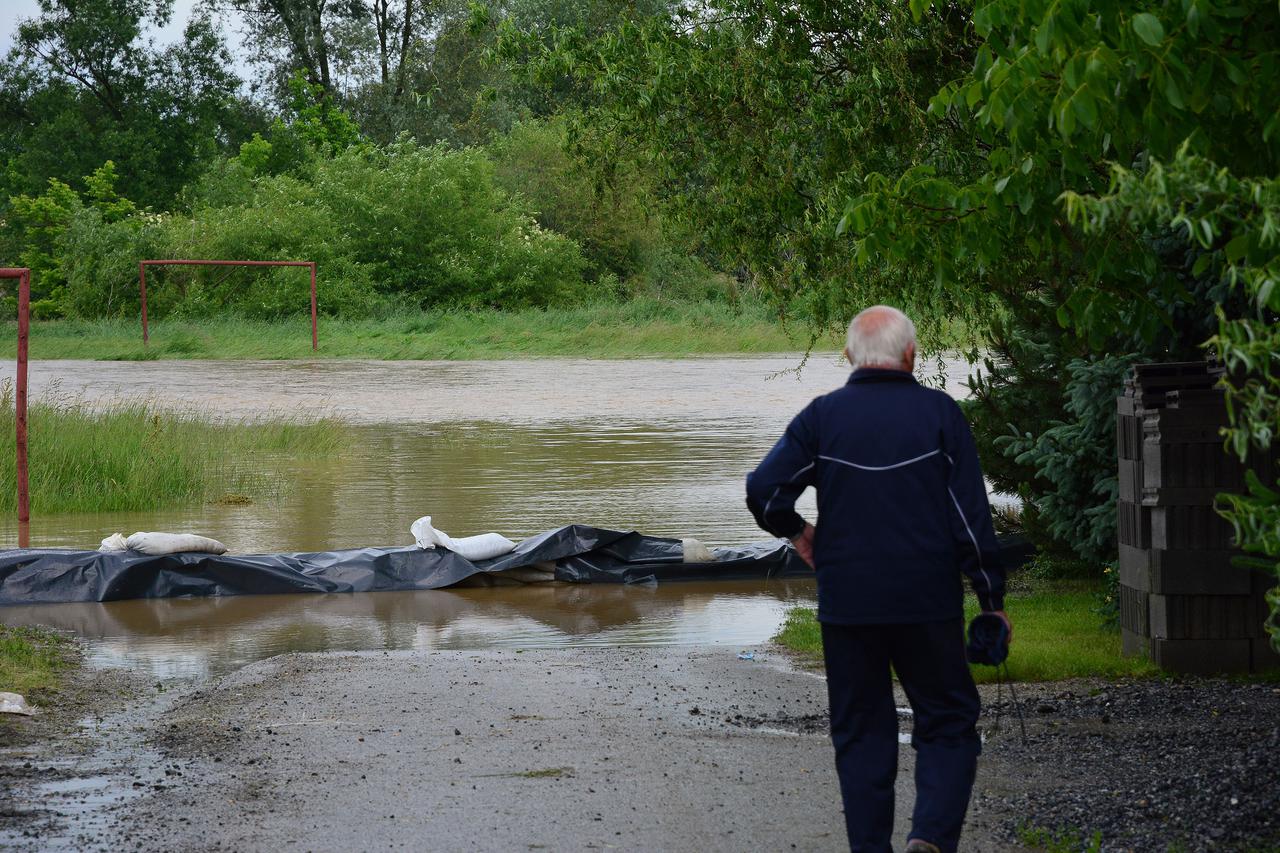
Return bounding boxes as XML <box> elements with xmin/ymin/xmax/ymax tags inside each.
<box><xmin>488</xmin><ymin>116</ymin><xmax>657</xmax><ymax>281</ymax></box>
<box><xmin>966</xmin><ymin>236</ymin><xmax>1251</xmax><ymax>569</ymax></box>
<box><xmin>60</xmin><ymin>208</ymin><xmax>168</xmax><ymax>318</ymax></box>
<box><xmin>314</xmin><ymin>140</ymin><xmax>587</xmax><ymax>309</ymax></box>
<box><xmin>36</xmin><ymin>139</ymin><xmax>591</xmax><ymax>320</ymax></box>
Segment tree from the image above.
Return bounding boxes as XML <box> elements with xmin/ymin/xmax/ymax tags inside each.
<box><xmin>228</xmin><ymin>0</ymin><xmax>366</xmax><ymax>98</ymax></box>
<box><xmin>493</xmin><ymin>0</ymin><xmax>991</xmax><ymax>339</ymax></box>
<box><xmin>0</xmin><ymin>0</ymin><xmax>242</xmax><ymax>208</ymax></box>
<box><xmin>843</xmin><ymin>0</ymin><xmax>1279</xmax><ymax>641</ymax></box>
<box><xmin>506</xmin><ymin>0</ymin><xmax>1279</xmax><ymax>640</ymax></box>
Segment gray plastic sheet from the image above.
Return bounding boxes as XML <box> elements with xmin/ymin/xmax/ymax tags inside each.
<box><xmin>0</xmin><ymin>526</ymin><xmax>805</xmax><ymax>605</ymax></box>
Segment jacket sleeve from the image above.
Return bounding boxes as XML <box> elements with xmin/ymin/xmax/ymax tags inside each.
<box><xmin>746</xmin><ymin>401</ymin><xmax>818</xmax><ymax>540</ymax></box>
<box><xmin>943</xmin><ymin>401</ymin><xmax>1006</xmax><ymax>612</ymax></box>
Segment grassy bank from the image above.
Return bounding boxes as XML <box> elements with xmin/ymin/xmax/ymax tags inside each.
<box><xmin>0</xmin><ymin>389</ymin><xmax>344</xmax><ymax>513</ymax></box>
<box><xmin>774</xmin><ymin>580</ymin><xmax>1160</xmax><ymax>683</ymax></box>
<box><xmin>0</xmin><ymin>301</ymin><xmax>976</xmax><ymax>360</ymax></box>
<box><xmin>0</xmin><ymin>625</ymin><xmax>76</xmax><ymax>697</ymax></box>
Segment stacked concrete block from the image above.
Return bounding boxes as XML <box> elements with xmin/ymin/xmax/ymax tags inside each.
<box><xmin>1117</xmin><ymin>361</ymin><xmax>1279</xmax><ymax>674</ymax></box>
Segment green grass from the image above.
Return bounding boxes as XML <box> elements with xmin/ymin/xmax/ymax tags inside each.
<box><xmin>1016</xmin><ymin>823</ymin><xmax>1103</xmax><ymax>853</ymax></box>
<box><xmin>0</xmin><ymin>387</ymin><xmax>345</xmax><ymax>513</ymax></box>
<box><xmin>0</xmin><ymin>625</ymin><xmax>76</xmax><ymax>697</ymax></box>
<box><xmin>0</xmin><ymin>300</ymin><xmax>976</xmax><ymax>360</ymax></box>
<box><xmin>774</xmin><ymin>580</ymin><xmax>1161</xmax><ymax>683</ymax></box>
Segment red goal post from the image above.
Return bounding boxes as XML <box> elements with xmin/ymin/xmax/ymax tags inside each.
<box><xmin>1</xmin><ymin>267</ymin><xmax>30</xmax><ymax>546</ymax></box>
<box><xmin>139</xmin><ymin>259</ymin><xmax>319</xmax><ymax>351</ymax></box>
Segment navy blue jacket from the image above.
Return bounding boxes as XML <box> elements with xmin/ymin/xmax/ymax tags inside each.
<box><xmin>746</xmin><ymin>368</ymin><xmax>1005</xmax><ymax>624</ymax></box>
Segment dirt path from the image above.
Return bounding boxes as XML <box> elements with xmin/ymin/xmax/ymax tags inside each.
<box><xmin>2</xmin><ymin>646</ymin><xmax>1012</xmax><ymax>852</ymax></box>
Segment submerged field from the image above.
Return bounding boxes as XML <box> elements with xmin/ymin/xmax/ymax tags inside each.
<box><xmin>0</xmin><ymin>301</ymin><xmax>979</xmax><ymax>360</ymax></box>
<box><xmin>774</xmin><ymin>580</ymin><xmax>1161</xmax><ymax>683</ymax></box>
<box><xmin>0</xmin><ymin>389</ymin><xmax>344</xmax><ymax>514</ymax></box>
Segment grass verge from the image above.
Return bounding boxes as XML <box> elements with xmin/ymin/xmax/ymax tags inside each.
<box><xmin>774</xmin><ymin>580</ymin><xmax>1161</xmax><ymax>683</ymax></box>
<box><xmin>0</xmin><ymin>300</ymin><xmax>976</xmax><ymax>360</ymax></box>
<box><xmin>0</xmin><ymin>387</ymin><xmax>345</xmax><ymax>513</ymax></box>
<box><xmin>0</xmin><ymin>625</ymin><xmax>77</xmax><ymax>697</ymax></box>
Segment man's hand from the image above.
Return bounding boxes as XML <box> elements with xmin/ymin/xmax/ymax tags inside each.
<box><xmin>987</xmin><ymin>609</ymin><xmax>1013</xmax><ymax>644</ymax></box>
<box><xmin>790</xmin><ymin>522</ymin><xmax>816</xmax><ymax>569</ymax></box>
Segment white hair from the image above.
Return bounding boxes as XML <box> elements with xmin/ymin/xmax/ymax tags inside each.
<box><xmin>845</xmin><ymin>306</ymin><xmax>917</xmax><ymax>369</ymax></box>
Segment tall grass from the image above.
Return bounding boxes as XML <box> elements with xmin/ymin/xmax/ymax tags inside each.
<box><xmin>0</xmin><ymin>626</ymin><xmax>75</xmax><ymax>697</ymax></box>
<box><xmin>0</xmin><ymin>300</ymin><xmax>980</xmax><ymax>360</ymax></box>
<box><xmin>774</xmin><ymin>580</ymin><xmax>1160</xmax><ymax>683</ymax></box>
<box><xmin>0</xmin><ymin>385</ymin><xmax>345</xmax><ymax>514</ymax></box>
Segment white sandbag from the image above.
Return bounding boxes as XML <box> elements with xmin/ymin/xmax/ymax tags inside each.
<box><xmin>681</xmin><ymin>538</ymin><xmax>715</xmax><ymax>563</ymax></box>
<box><xmin>99</xmin><ymin>533</ymin><xmax>128</xmax><ymax>552</ymax></box>
<box><xmin>124</xmin><ymin>532</ymin><xmax>228</xmax><ymax>556</ymax></box>
<box><xmin>0</xmin><ymin>692</ymin><xmax>35</xmax><ymax>716</ymax></box>
<box><xmin>410</xmin><ymin>516</ymin><xmax>516</xmax><ymax>562</ymax></box>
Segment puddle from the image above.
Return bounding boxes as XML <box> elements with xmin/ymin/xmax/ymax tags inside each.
<box><xmin>0</xmin><ymin>694</ymin><xmax>187</xmax><ymax>852</ymax></box>
<box><xmin>1</xmin><ymin>580</ymin><xmax>819</xmax><ymax>679</ymax></box>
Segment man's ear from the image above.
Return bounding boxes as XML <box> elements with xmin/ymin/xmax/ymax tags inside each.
<box><xmin>843</xmin><ymin>347</ymin><xmax>852</xmax><ymax>365</ymax></box>
<box><xmin>904</xmin><ymin>342</ymin><xmax>917</xmax><ymax>371</ymax></box>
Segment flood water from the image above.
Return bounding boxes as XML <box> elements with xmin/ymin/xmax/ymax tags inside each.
<box><xmin>0</xmin><ymin>356</ymin><xmax>992</xmax><ymax>676</ymax></box>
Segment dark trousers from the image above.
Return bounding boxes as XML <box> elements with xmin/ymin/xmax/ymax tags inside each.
<box><xmin>820</xmin><ymin>619</ymin><xmax>981</xmax><ymax>853</ymax></box>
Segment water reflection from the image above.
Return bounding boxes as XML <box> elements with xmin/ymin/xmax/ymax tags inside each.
<box><xmin>0</xmin><ymin>356</ymin><xmax>995</xmax><ymax>674</ymax></box>
<box><xmin>0</xmin><ymin>580</ymin><xmax>818</xmax><ymax>678</ymax></box>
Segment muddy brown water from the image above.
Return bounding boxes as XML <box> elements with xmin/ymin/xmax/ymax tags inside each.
<box><xmin>0</xmin><ymin>356</ymin><xmax>994</xmax><ymax>677</ymax></box>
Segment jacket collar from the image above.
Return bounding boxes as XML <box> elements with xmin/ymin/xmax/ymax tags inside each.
<box><xmin>847</xmin><ymin>367</ymin><xmax>917</xmax><ymax>385</ymax></box>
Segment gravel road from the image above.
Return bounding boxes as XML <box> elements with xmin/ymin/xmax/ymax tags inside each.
<box><xmin>3</xmin><ymin>647</ymin><xmax>1276</xmax><ymax>851</ymax></box>
<box><xmin>0</xmin><ymin>646</ymin><xmax>1010</xmax><ymax>852</ymax></box>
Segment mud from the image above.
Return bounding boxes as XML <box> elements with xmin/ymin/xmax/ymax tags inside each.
<box><xmin>0</xmin><ymin>656</ymin><xmax>158</xmax><ymax>850</ymax></box>
<box><xmin>0</xmin><ymin>646</ymin><xmax>1011</xmax><ymax>852</ymax></box>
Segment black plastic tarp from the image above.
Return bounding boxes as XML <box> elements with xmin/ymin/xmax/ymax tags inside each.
<box><xmin>0</xmin><ymin>526</ymin><xmax>806</xmax><ymax>606</ymax></box>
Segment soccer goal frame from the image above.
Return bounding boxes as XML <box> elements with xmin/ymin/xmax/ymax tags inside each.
<box><xmin>139</xmin><ymin>259</ymin><xmax>319</xmax><ymax>351</ymax></box>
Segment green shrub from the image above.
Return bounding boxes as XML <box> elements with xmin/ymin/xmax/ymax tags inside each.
<box><xmin>152</xmin><ymin>140</ymin><xmax>588</xmax><ymax>317</ymax></box>
<box><xmin>488</xmin><ymin>116</ymin><xmax>657</xmax><ymax>281</ymax></box>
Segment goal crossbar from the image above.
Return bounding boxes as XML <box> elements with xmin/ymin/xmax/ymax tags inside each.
<box><xmin>139</xmin><ymin>259</ymin><xmax>319</xmax><ymax>351</ymax></box>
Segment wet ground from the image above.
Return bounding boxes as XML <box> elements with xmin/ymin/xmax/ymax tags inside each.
<box><xmin>6</xmin><ymin>648</ymin><xmax>1280</xmax><ymax>852</ymax></box>
<box><xmin>0</xmin><ymin>646</ymin><xmax>1015</xmax><ymax>852</ymax></box>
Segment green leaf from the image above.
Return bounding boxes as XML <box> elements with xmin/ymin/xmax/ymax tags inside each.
<box><xmin>1072</xmin><ymin>89</ymin><xmax>1098</xmax><ymax>128</ymax></box>
<box><xmin>1132</xmin><ymin>13</ymin><xmax>1165</xmax><ymax>46</ymax></box>
<box><xmin>1258</xmin><ymin>278</ymin><xmax>1278</xmax><ymax>311</ymax></box>
<box><xmin>1225</xmin><ymin>235</ymin><xmax>1249</xmax><ymax>263</ymax></box>
<box><xmin>994</xmin><ymin>175</ymin><xmax>1011</xmax><ymax>194</ymax></box>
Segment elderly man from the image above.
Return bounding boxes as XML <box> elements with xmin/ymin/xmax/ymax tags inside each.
<box><xmin>746</xmin><ymin>305</ymin><xmax>1008</xmax><ymax>853</ymax></box>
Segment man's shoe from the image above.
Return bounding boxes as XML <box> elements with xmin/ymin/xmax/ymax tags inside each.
<box><xmin>904</xmin><ymin>841</ymin><xmax>941</xmax><ymax>853</ymax></box>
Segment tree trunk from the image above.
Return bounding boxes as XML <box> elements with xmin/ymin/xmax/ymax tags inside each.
<box><xmin>393</xmin><ymin>0</ymin><xmax>414</xmax><ymax>101</ymax></box>
<box><xmin>374</xmin><ymin>0</ymin><xmax>390</xmax><ymax>85</ymax></box>
<box><xmin>311</xmin><ymin>0</ymin><xmax>332</xmax><ymax>94</ymax></box>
